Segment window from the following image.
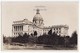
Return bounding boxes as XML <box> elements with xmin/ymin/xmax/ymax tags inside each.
<box><xmin>59</xmin><ymin>31</ymin><xmax>61</xmax><ymax>33</ymax></box>
<box><xmin>35</xmin><ymin>21</ymin><xmax>36</xmax><ymax>23</ymax></box>
<box><xmin>57</xmin><ymin>31</ymin><xmax>58</xmax><ymax>33</ymax></box>
<box><xmin>59</xmin><ymin>28</ymin><xmax>61</xmax><ymax>30</ymax></box>
<box><xmin>14</xmin><ymin>33</ymin><xmax>15</xmax><ymax>35</ymax></box>
<box><xmin>16</xmin><ymin>33</ymin><xmax>17</xmax><ymax>35</ymax></box>
<box><xmin>54</xmin><ymin>28</ymin><xmax>55</xmax><ymax>30</ymax></box>
<box><xmin>56</xmin><ymin>28</ymin><xmax>58</xmax><ymax>30</ymax></box>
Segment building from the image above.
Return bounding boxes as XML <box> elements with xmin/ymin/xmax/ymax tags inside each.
<box><xmin>12</xmin><ymin>9</ymin><xmax>69</xmax><ymax>37</ymax></box>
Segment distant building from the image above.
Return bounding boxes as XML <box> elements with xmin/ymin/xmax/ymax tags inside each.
<box><xmin>12</xmin><ymin>9</ymin><xmax>69</xmax><ymax>37</ymax></box>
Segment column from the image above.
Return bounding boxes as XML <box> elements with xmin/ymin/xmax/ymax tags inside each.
<box><xmin>13</xmin><ymin>26</ymin><xmax>15</xmax><ymax>31</ymax></box>
<box><xmin>12</xmin><ymin>26</ymin><xmax>14</xmax><ymax>36</ymax></box>
<box><xmin>20</xmin><ymin>26</ymin><xmax>21</xmax><ymax>31</ymax></box>
<box><xmin>21</xmin><ymin>26</ymin><xmax>22</xmax><ymax>31</ymax></box>
<box><xmin>16</xmin><ymin>26</ymin><xmax>17</xmax><ymax>31</ymax></box>
<box><xmin>18</xmin><ymin>26</ymin><xmax>19</xmax><ymax>31</ymax></box>
<box><xmin>12</xmin><ymin>26</ymin><xmax>13</xmax><ymax>31</ymax></box>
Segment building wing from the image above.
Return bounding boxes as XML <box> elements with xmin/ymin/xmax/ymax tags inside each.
<box><xmin>12</xmin><ymin>19</ymin><xmax>33</xmax><ymax>26</ymax></box>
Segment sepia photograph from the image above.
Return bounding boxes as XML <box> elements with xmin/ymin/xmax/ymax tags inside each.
<box><xmin>2</xmin><ymin>1</ymin><xmax>78</xmax><ymax>50</ymax></box>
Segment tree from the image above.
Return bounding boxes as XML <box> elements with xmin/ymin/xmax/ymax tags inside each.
<box><xmin>16</xmin><ymin>34</ymin><xmax>23</xmax><ymax>43</ymax></box>
<box><xmin>70</xmin><ymin>31</ymin><xmax>77</xmax><ymax>45</ymax></box>
<box><xmin>48</xmin><ymin>29</ymin><xmax>52</xmax><ymax>35</ymax></box>
<box><xmin>64</xmin><ymin>36</ymin><xmax>70</xmax><ymax>47</ymax></box>
<box><xmin>23</xmin><ymin>33</ymin><xmax>29</xmax><ymax>43</ymax></box>
<box><xmin>49</xmin><ymin>32</ymin><xmax>59</xmax><ymax>45</ymax></box>
<box><xmin>3</xmin><ymin>36</ymin><xmax>6</xmax><ymax>43</ymax></box>
<box><xmin>37</xmin><ymin>35</ymin><xmax>43</xmax><ymax>44</ymax></box>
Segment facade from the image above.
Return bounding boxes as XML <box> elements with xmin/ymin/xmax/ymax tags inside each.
<box><xmin>12</xmin><ymin>9</ymin><xmax>69</xmax><ymax>37</ymax></box>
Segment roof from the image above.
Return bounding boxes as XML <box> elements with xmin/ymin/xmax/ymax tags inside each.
<box><xmin>43</xmin><ymin>25</ymin><xmax>69</xmax><ymax>29</ymax></box>
<box><xmin>52</xmin><ymin>25</ymin><xmax>69</xmax><ymax>28</ymax></box>
<box><xmin>13</xmin><ymin>19</ymin><xmax>33</xmax><ymax>25</ymax></box>
<box><xmin>33</xmin><ymin>14</ymin><xmax>43</xmax><ymax>21</ymax></box>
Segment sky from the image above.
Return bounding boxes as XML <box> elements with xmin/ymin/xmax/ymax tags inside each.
<box><xmin>2</xmin><ymin>2</ymin><xmax>78</xmax><ymax>37</ymax></box>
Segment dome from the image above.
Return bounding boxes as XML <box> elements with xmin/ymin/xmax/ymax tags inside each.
<box><xmin>33</xmin><ymin>9</ymin><xmax>43</xmax><ymax>21</ymax></box>
<box><xmin>33</xmin><ymin>14</ymin><xmax>43</xmax><ymax>21</ymax></box>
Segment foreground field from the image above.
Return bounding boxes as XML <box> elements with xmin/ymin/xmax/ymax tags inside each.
<box><xmin>3</xmin><ymin>43</ymin><xmax>77</xmax><ymax>50</ymax></box>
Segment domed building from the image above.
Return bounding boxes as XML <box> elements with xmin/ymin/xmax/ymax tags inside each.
<box><xmin>12</xmin><ymin>9</ymin><xmax>69</xmax><ymax>37</ymax></box>
<box><xmin>33</xmin><ymin>9</ymin><xmax>44</xmax><ymax>27</ymax></box>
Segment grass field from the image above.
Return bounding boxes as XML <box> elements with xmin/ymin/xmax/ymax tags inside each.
<box><xmin>3</xmin><ymin>43</ymin><xmax>77</xmax><ymax>50</ymax></box>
